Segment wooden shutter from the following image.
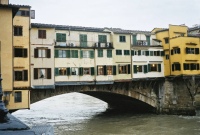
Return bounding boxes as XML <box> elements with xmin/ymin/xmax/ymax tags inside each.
<box><xmin>23</xmin><ymin>49</ymin><xmax>27</xmax><ymax>57</ymax></box>
<box><xmin>197</xmin><ymin>64</ymin><xmax>200</xmax><ymax>70</ymax></box>
<box><xmin>34</xmin><ymin>48</ymin><xmax>38</xmax><ymax>58</ymax></box>
<box><xmin>112</xmin><ymin>65</ymin><xmax>116</xmax><ymax>75</ymax></box>
<box><xmin>80</xmin><ymin>50</ymin><xmax>83</xmax><ymax>58</ymax></box>
<box><xmin>183</xmin><ymin>63</ymin><xmax>186</xmax><ymax>70</ymax></box>
<box><xmin>145</xmin><ymin>51</ymin><xmax>149</xmax><ymax>56</ymax></box>
<box><xmin>146</xmin><ymin>35</ymin><xmax>150</xmax><ymax>45</ymax></box>
<box><xmin>23</xmin><ymin>70</ymin><xmax>28</xmax><ymax>81</ymax></box>
<box><xmin>43</xmin><ymin>30</ymin><xmax>46</xmax><ymax>39</ymax></box>
<box><xmin>98</xmin><ymin>35</ymin><xmax>103</xmax><ymax>42</ymax></box>
<box><xmin>132</xmin><ymin>35</ymin><xmax>137</xmax><ymax>45</ymax></box>
<box><xmin>79</xmin><ymin>67</ymin><xmax>83</xmax><ymax>76</ymax></box>
<box><xmin>47</xmin><ymin>49</ymin><xmax>51</xmax><ymax>58</ymax></box>
<box><xmin>91</xmin><ymin>67</ymin><xmax>95</xmax><ymax>76</ymax></box>
<box><xmin>34</xmin><ymin>68</ymin><xmax>38</xmax><ymax>79</ymax></box>
<box><xmin>47</xmin><ymin>68</ymin><xmax>51</xmax><ymax>79</ymax></box>
<box><xmin>186</xmin><ymin>47</ymin><xmax>188</xmax><ymax>54</ymax></box>
<box><xmin>133</xmin><ymin>65</ymin><xmax>137</xmax><ymax>73</ymax></box>
<box><xmin>62</xmin><ymin>34</ymin><xmax>66</xmax><ymax>42</ymax></box>
<box><xmin>54</xmin><ymin>50</ymin><xmax>58</xmax><ymax>58</ymax></box>
<box><xmin>195</xmin><ymin>48</ymin><xmax>199</xmax><ymax>54</ymax></box>
<box><xmin>66</xmin><ymin>50</ymin><xmax>70</xmax><ymax>58</ymax></box>
<box><xmin>103</xmin><ymin>65</ymin><xmax>107</xmax><ymax>75</ymax></box>
<box><xmin>158</xmin><ymin>64</ymin><xmax>161</xmax><ymax>72</ymax></box>
<box><xmin>67</xmin><ymin>67</ymin><xmax>70</xmax><ymax>76</ymax></box>
<box><xmin>128</xmin><ymin>64</ymin><xmax>130</xmax><ymax>74</ymax></box>
<box><xmin>157</xmin><ymin>50</ymin><xmax>160</xmax><ymax>56</ymax></box>
<box><xmin>172</xmin><ymin>64</ymin><xmax>174</xmax><ymax>71</ymax></box>
<box><xmin>171</xmin><ymin>49</ymin><xmax>173</xmax><ymax>55</ymax></box>
<box><xmin>90</xmin><ymin>50</ymin><xmax>94</xmax><ymax>58</ymax></box>
<box><xmin>148</xmin><ymin>64</ymin><xmax>151</xmax><ymax>72</ymax></box>
<box><xmin>161</xmin><ymin>51</ymin><xmax>165</xmax><ymax>56</ymax></box>
<box><xmin>131</xmin><ymin>50</ymin><xmax>134</xmax><ymax>56</ymax></box>
<box><xmin>138</xmin><ymin>50</ymin><xmax>141</xmax><ymax>55</ymax></box>
<box><xmin>56</xmin><ymin>33</ymin><xmax>61</xmax><ymax>42</ymax></box>
<box><xmin>144</xmin><ymin>65</ymin><xmax>148</xmax><ymax>73</ymax></box>
<box><xmin>55</xmin><ymin>68</ymin><xmax>59</xmax><ymax>76</ymax></box>
<box><xmin>97</xmin><ymin>66</ymin><xmax>99</xmax><ymax>75</ymax></box>
<box><xmin>177</xmin><ymin>48</ymin><xmax>180</xmax><ymax>54</ymax></box>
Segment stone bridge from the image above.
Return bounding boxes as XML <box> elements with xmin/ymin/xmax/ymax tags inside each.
<box><xmin>30</xmin><ymin>77</ymin><xmax>199</xmax><ymax>115</ymax></box>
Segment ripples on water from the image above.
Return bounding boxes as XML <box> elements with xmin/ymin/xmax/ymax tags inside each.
<box><xmin>13</xmin><ymin>92</ymin><xmax>200</xmax><ymax>135</ymax></box>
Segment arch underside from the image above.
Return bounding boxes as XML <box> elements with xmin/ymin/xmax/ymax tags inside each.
<box><xmin>80</xmin><ymin>91</ymin><xmax>156</xmax><ymax>113</ymax></box>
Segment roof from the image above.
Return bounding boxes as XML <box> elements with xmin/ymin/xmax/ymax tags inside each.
<box><xmin>188</xmin><ymin>25</ymin><xmax>200</xmax><ymax>32</ymax></box>
<box><xmin>105</xmin><ymin>27</ymin><xmax>151</xmax><ymax>35</ymax></box>
<box><xmin>188</xmin><ymin>33</ymin><xmax>200</xmax><ymax>37</ymax></box>
<box><xmin>31</xmin><ymin>23</ymin><xmax>109</xmax><ymax>33</ymax></box>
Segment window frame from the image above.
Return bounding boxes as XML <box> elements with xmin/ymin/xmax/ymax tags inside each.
<box><xmin>14</xmin><ymin>26</ymin><xmax>23</xmax><ymax>36</ymax></box>
<box><xmin>38</xmin><ymin>30</ymin><xmax>46</xmax><ymax>39</ymax></box>
<box><xmin>119</xmin><ymin>35</ymin><xmax>126</xmax><ymax>42</ymax></box>
<box><xmin>14</xmin><ymin>91</ymin><xmax>22</xmax><ymax>103</ymax></box>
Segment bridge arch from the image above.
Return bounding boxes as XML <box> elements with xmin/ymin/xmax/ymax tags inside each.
<box><xmin>30</xmin><ymin>83</ymin><xmax>158</xmax><ymax>113</ymax></box>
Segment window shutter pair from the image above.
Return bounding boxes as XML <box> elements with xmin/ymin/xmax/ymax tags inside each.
<box><xmin>145</xmin><ymin>51</ymin><xmax>149</xmax><ymax>56</ymax></box>
<box><xmin>34</xmin><ymin>48</ymin><xmax>51</xmax><ymax>58</ymax></box>
<box><xmin>34</xmin><ymin>68</ymin><xmax>51</xmax><ymax>79</ymax></box>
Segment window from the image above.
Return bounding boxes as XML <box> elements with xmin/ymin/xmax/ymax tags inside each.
<box><xmin>119</xmin><ymin>36</ymin><xmax>126</xmax><ymax>42</ymax></box>
<box><xmin>98</xmin><ymin>66</ymin><xmax>104</xmax><ymax>75</ymax></box>
<box><xmin>107</xmin><ymin>50</ymin><xmax>112</xmax><ymax>58</ymax></box>
<box><xmin>148</xmin><ymin>64</ymin><xmax>161</xmax><ymax>72</ymax></box>
<box><xmin>150</xmin><ymin>51</ymin><xmax>153</xmax><ymax>56</ymax></box>
<box><xmin>58</xmin><ymin>50</ymin><xmax>67</xmax><ymax>58</ymax></box>
<box><xmin>80</xmin><ymin>34</ymin><xmax>87</xmax><ymax>47</ymax></box>
<box><xmin>137</xmin><ymin>65</ymin><xmax>143</xmax><ymax>72</ymax></box>
<box><xmin>137</xmin><ymin>40</ymin><xmax>147</xmax><ymax>46</ymax></box>
<box><xmin>98</xmin><ymin>50</ymin><xmax>103</xmax><ymax>57</ymax></box>
<box><xmin>79</xmin><ymin>67</ymin><xmax>94</xmax><ymax>76</ymax></box>
<box><xmin>83</xmin><ymin>68</ymin><xmax>90</xmax><ymax>75</ymax></box>
<box><xmin>171</xmin><ymin>48</ymin><xmax>180</xmax><ymax>55</ymax></box>
<box><xmin>56</xmin><ymin>33</ymin><xmax>66</xmax><ymax>42</ymax></box>
<box><xmin>172</xmin><ymin>63</ymin><xmax>181</xmax><ymax>71</ymax></box>
<box><xmin>107</xmin><ymin>66</ymin><xmax>113</xmax><ymax>75</ymax></box>
<box><xmin>124</xmin><ymin>50</ymin><xmax>130</xmax><ymax>55</ymax></box>
<box><xmin>80</xmin><ymin>50</ymin><xmax>94</xmax><ymax>58</ymax></box>
<box><xmin>98</xmin><ymin>35</ymin><xmax>107</xmax><ymax>43</ymax></box>
<box><xmin>71</xmin><ymin>50</ymin><xmax>78</xmax><ymax>58</ymax></box>
<box><xmin>166</xmin><ymin>55</ymin><xmax>169</xmax><ymax>60</ymax></box>
<box><xmin>119</xmin><ymin>64</ymin><xmax>130</xmax><ymax>74</ymax></box>
<box><xmin>38</xmin><ymin>30</ymin><xmax>46</xmax><ymax>39</ymax></box>
<box><xmin>116</xmin><ymin>50</ymin><xmax>122</xmax><ymax>55</ymax></box>
<box><xmin>16</xmin><ymin>10</ymin><xmax>30</xmax><ymax>17</ymax></box>
<box><xmin>14</xmin><ymin>70</ymin><xmax>28</xmax><ymax>81</ymax></box>
<box><xmin>14</xmin><ymin>48</ymin><xmax>27</xmax><ymax>57</ymax></box>
<box><xmin>164</xmin><ymin>38</ymin><xmax>169</xmax><ymax>44</ymax></box>
<box><xmin>154</xmin><ymin>51</ymin><xmax>161</xmax><ymax>56</ymax></box>
<box><xmin>34</xmin><ymin>68</ymin><xmax>51</xmax><ymax>79</ymax></box>
<box><xmin>71</xmin><ymin>67</ymin><xmax>79</xmax><ymax>75</ymax></box>
<box><xmin>14</xmin><ymin>26</ymin><xmax>22</xmax><ymax>36</ymax></box>
<box><xmin>14</xmin><ymin>92</ymin><xmax>22</xmax><ymax>103</ymax></box>
<box><xmin>59</xmin><ymin>68</ymin><xmax>67</xmax><ymax>75</ymax></box>
<box><xmin>183</xmin><ymin>63</ymin><xmax>199</xmax><ymax>70</ymax></box>
<box><xmin>34</xmin><ymin>48</ymin><xmax>51</xmax><ymax>58</ymax></box>
<box><xmin>186</xmin><ymin>47</ymin><xmax>199</xmax><ymax>54</ymax></box>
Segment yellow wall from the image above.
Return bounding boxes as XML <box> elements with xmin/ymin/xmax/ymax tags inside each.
<box><xmin>0</xmin><ymin>7</ymin><xmax>13</xmax><ymax>91</ymax></box>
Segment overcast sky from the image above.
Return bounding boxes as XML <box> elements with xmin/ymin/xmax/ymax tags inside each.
<box><xmin>10</xmin><ymin>0</ymin><xmax>200</xmax><ymax>31</ymax></box>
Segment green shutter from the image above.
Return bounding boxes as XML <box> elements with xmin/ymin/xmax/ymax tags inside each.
<box><xmin>158</xmin><ymin>64</ymin><xmax>161</xmax><ymax>72</ymax></box>
<box><xmin>134</xmin><ymin>65</ymin><xmax>137</xmax><ymax>73</ymax></box>
<box><xmin>98</xmin><ymin>50</ymin><xmax>103</xmax><ymax>57</ymax></box>
<box><xmin>67</xmin><ymin>67</ymin><xmax>70</xmax><ymax>76</ymax></box>
<box><xmin>75</xmin><ymin>50</ymin><xmax>78</xmax><ymax>58</ymax></box>
<box><xmin>144</xmin><ymin>65</ymin><xmax>148</xmax><ymax>73</ymax></box>
<box><xmin>103</xmin><ymin>65</ymin><xmax>107</xmax><ymax>75</ymax></box>
<box><xmin>107</xmin><ymin>50</ymin><xmax>112</xmax><ymax>58</ymax></box>
<box><xmin>56</xmin><ymin>33</ymin><xmax>61</xmax><ymax>42</ymax></box>
<box><xmin>138</xmin><ymin>50</ymin><xmax>141</xmax><ymax>55</ymax></box>
<box><xmin>90</xmin><ymin>50</ymin><xmax>94</xmax><ymax>58</ymax></box>
<box><xmin>62</xmin><ymin>34</ymin><xmax>66</xmax><ymax>42</ymax></box>
<box><xmin>131</xmin><ymin>50</ymin><xmax>134</xmax><ymax>56</ymax></box>
<box><xmin>98</xmin><ymin>35</ymin><xmax>107</xmax><ymax>43</ymax></box>
<box><xmin>80</xmin><ymin>34</ymin><xmax>87</xmax><ymax>47</ymax></box>
<box><xmin>80</xmin><ymin>50</ymin><xmax>83</xmax><ymax>58</ymax></box>
<box><xmin>133</xmin><ymin>35</ymin><xmax>137</xmax><ymax>45</ymax></box>
<box><xmin>145</xmin><ymin>51</ymin><xmax>149</xmax><ymax>56</ymax></box>
<box><xmin>66</xmin><ymin>50</ymin><xmax>70</xmax><ymax>58</ymax></box>
<box><xmin>91</xmin><ymin>67</ymin><xmax>95</xmax><ymax>75</ymax></box>
<box><xmin>55</xmin><ymin>68</ymin><xmax>59</xmax><ymax>76</ymax></box>
<box><xmin>79</xmin><ymin>67</ymin><xmax>83</xmax><ymax>76</ymax></box>
<box><xmin>161</xmin><ymin>51</ymin><xmax>165</xmax><ymax>56</ymax></box>
<box><xmin>55</xmin><ymin>50</ymin><xmax>59</xmax><ymax>58</ymax></box>
<box><xmin>128</xmin><ymin>64</ymin><xmax>130</xmax><ymax>74</ymax></box>
<box><xmin>146</xmin><ymin>35</ymin><xmax>150</xmax><ymax>46</ymax></box>
<box><xmin>113</xmin><ymin>65</ymin><xmax>116</xmax><ymax>75</ymax></box>
<box><xmin>148</xmin><ymin>64</ymin><xmax>151</xmax><ymax>72</ymax></box>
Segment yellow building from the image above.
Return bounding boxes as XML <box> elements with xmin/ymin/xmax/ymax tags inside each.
<box><xmin>0</xmin><ymin>0</ymin><xmax>31</xmax><ymax>111</ymax></box>
<box><xmin>154</xmin><ymin>24</ymin><xmax>200</xmax><ymax>76</ymax></box>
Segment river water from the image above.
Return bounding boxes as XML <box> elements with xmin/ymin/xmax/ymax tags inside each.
<box><xmin>13</xmin><ymin>92</ymin><xmax>200</xmax><ymax>135</ymax></box>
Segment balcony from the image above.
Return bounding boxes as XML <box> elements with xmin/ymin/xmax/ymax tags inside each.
<box><xmin>94</xmin><ymin>42</ymin><xmax>113</xmax><ymax>48</ymax></box>
<box><xmin>55</xmin><ymin>41</ymin><xmax>113</xmax><ymax>49</ymax></box>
